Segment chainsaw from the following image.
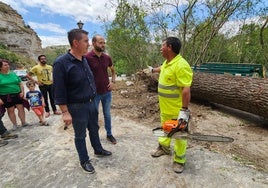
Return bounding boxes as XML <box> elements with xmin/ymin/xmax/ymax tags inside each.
<box><xmin>152</xmin><ymin>119</ymin><xmax>234</xmax><ymax>142</ymax></box>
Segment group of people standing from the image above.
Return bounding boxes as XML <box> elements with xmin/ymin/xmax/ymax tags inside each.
<box><xmin>0</xmin><ymin>30</ymin><xmax>118</xmax><ymax>174</ymax></box>
<box><xmin>1</xmin><ymin>28</ymin><xmax>193</xmax><ymax>175</ymax></box>
<box><xmin>53</xmin><ymin>29</ymin><xmax>193</xmax><ymax>174</ymax></box>
<box><xmin>0</xmin><ymin>54</ymin><xmax>62</xmax><ymax>146</ymax></box>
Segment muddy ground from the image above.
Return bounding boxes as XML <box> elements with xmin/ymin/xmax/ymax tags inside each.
<box><xmin>0</xmin><ymin>79</ymin><xmax>267</xmax><ymax>188</ymax></box>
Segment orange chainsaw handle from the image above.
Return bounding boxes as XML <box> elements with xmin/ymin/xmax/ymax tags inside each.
<box><xmin>167</xmin><ymin>119</ymin><xmax>188</xmax><ymax>137</ymax></box>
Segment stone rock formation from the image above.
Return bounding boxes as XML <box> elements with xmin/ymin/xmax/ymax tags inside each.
<box><xmin>0</xmin><ymin>2</ymin><xmax>42</xmax><ymax>60</ymax></box>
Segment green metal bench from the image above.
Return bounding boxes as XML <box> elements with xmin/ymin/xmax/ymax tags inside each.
<box><xmin>192</xmin><ymin>63</ymin><xmax>263</xmax><ymax>77</ymax></box>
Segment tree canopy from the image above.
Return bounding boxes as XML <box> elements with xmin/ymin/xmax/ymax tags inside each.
<box><xmin>101</xmin><ymin>0</ymin><xmax>267</xmax><ymax>76</ymax></box>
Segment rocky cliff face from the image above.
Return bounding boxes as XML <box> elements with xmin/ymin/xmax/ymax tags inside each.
<box><xmin>0</xmin><ymin>2</ymin><xmax>42</xmax><ymax>60</ymax></box>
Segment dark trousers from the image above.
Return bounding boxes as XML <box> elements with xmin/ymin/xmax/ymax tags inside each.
<box><xmin>68</xmin><ymin>100</ymin><xmax>103</xmax><ymax>163</ymax></box>
<box><xmin>0</xmin><ymin>116</ymin><xmax>7</xmax><ymax>135</ymax></box>
<box><xmin>39</xmin><ymin>84</ymin><xmax>56</xmax><ymax>113</ymax></box>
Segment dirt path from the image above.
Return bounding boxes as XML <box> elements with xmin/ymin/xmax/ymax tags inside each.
<box><xmin>0</xmin><ymin>108</ymin><xmax>267</xmax><ymax>187</ymax></box>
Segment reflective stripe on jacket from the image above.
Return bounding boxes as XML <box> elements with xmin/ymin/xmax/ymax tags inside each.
<box><xmin>158</xmin><ymin>54</ymin><xmax>193</xmax><ymax>115</ymax></box>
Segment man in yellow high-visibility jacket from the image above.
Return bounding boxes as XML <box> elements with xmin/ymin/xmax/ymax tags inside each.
<box><xmin>149</xmin><ymin>37</ymin><xmax>193</xmax><ymax>173</ymax></box>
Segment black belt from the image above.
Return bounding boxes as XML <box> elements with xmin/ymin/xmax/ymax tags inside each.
<box><xmin>69</xmin><ymin>97</ymin><xmax>95</xmax><ymax>104</ymax></box>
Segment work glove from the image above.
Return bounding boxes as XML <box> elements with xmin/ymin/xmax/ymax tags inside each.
<box><xmin>177</xmin><ymin>109</ymin><xmax>190</xmax><ymax>131</ymax></box>
<box><xmin>178</xmin><ymin>109</ymin><xmax>190</xmax><ymax>122</ymax></box>
<box><xmin>143</xmin><ymin>66</ymin><xmax>153</xmax><ymax>74</ymax></box>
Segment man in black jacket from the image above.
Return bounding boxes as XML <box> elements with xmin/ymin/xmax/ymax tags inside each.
<box><xmin>53</xmin><ymin>29</ymin><xmax>111</xmax><ymax>174</ymax></box>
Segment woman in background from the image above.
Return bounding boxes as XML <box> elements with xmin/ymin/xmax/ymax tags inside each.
<box><xmin>0</xmin><ymin>59</ymin><xmax>28</xmax><ymax>130</ymax></box>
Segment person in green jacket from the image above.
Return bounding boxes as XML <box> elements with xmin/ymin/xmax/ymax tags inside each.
<box><xmin>0</xmin><ymin>59</ymin><xmax>28</xmax><ymax>130</ymax></box>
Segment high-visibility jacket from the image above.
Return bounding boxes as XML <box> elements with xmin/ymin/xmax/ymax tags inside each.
<box><xmin>158</xmin><ymin>54</ymin><xmax>193</xmax><ymax>115</ymax></box>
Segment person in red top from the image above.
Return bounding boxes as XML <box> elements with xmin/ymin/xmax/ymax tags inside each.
<box><xmin>85</xmin><ymin>34</ymin><xmax>117</xmax><ymax>144</ymax></box>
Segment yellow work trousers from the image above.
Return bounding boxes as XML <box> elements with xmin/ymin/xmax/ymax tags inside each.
<box><xmin>158</xmin><ymin>113</ymin><xmax>187</xmax><ymax>164</ymax></box>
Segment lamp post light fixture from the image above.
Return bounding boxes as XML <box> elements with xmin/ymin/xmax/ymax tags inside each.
<box><xmin>77</xmin><ymin>20</ymin><xmax>84</xmax><ymax>29</ymax></box>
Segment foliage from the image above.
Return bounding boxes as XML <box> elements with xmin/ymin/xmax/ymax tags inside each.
<box><xmin>113</xmin><ymin>59</ymin><xmax>128</xmax><ymax>75</ymax></box>
<box><xmin>0</xmin><ymin>43</ymin><xmax>8</xmax><ymax>50</ymax></box>
<box><xmin>239</xmin><ymin>24</ymin><xmax>266</xmax><ymax>64</ymax></box>
<box><xmin>0</xmin><ymin>44</ymin><xmax>69</xmax><ymax>70</ymax></box>
<box><xmin>1</xmin><ymin>0</ymin><xmax>267</xmax><ymax>77</ymax></box>
<box><xmin>102</xmin><ymin>0</ymin><xmax>267</xmax><ymax>75</ymax></box>
<box><xmin>105</xmin><ymin>0</ymin><xmax>151</xmax><ymax>75</ymax></box>
<box><xmin>221</xmin><ymin>23</ymin><xmax>268</xmax><ymax>67</ymax></box>
<box><xmin>0</xmin><ymin>48</ymin><xmax>18</xmax><ymax>63</ymax></box>
<box><xmin>0</xmin><ymin>43</ymin><xmax>36</xmax><ymax>70</ymax></box>
<box><xmin>43</xmin><ymin>45</ymin><xmax>68</xmax><ymax>65</ymax></box>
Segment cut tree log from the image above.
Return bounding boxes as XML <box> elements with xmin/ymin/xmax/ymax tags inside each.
<box><xmin>136</xmin><ymin>71</ymin><xmax>268</xmax><ymax>118</ymax></box>
<box><xmin>191</xmin><ymin>72</ymin><xmax>268</xmax><ymax>118</ymax></box>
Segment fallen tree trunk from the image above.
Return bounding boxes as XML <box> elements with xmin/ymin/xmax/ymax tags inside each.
<box><xmin>136</xmin><ymin>71</ymin><xmax>268</xmax><ymax>118</ymax></box>
<box><xmin>191</xmin><ymin>72</ymin><xmax>268</xmax><ymax>118</ymax></box>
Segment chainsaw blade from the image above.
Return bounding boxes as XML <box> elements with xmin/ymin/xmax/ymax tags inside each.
<box><xmin>152</xmin><ymin>128</ymin><xmax>234</xmax><ymax>143</ymax></box>
<box><xmin>152</xmin><ymin>128</ymin><xmax>168</xmax><ymax>137</ymax></box>
<box><xmin>172</xmin><ymin>132</ymin><xmax>234</xmax><ymax>142</ymax></box>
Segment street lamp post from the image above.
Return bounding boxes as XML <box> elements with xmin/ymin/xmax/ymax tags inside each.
<box><xmin>77</xmin><ymin>20</ymin><xmax>84</xmax><ymax>29</ymax></box>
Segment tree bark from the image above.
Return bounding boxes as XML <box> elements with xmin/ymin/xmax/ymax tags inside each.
<box><xmin>137</xmin><ymin>71</ymin><xmax>268</xmax><ymax>118</ymax></box>
<box><xmin>191</xmin><ymin>72</ymin><xmax>268</xmax><ymax>118</ymax></box>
